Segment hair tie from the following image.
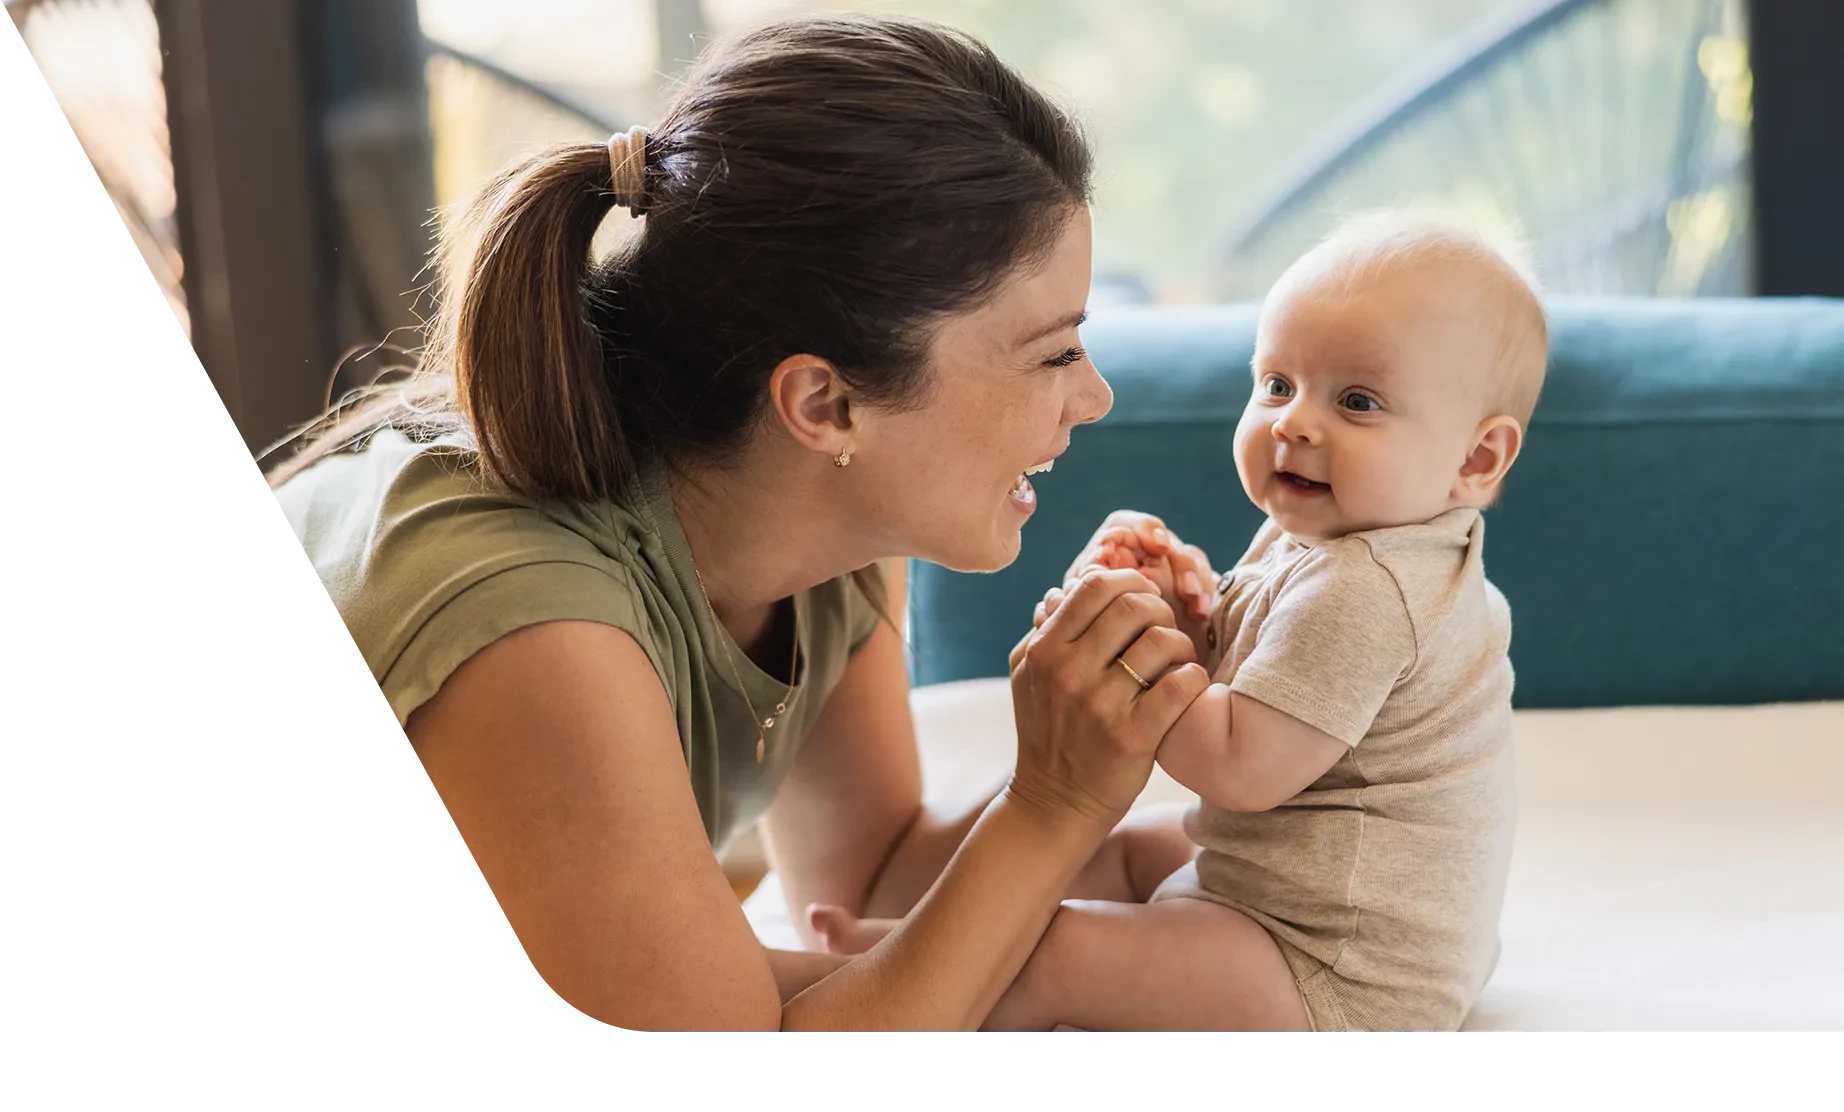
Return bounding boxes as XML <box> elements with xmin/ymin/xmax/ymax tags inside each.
<box><xmin>607</xmin><ymin>125</ymin><xmax>650</xmax><ymax>213</ymax></box>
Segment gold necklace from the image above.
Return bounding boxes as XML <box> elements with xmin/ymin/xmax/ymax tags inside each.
<box><xmin>692</xmin><ymin>564</ymin><xmax>801</xmax><ymax>764</ymax></box>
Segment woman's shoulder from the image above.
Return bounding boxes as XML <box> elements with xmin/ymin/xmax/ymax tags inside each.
<box><xmin>274</xmin><ymin>428</ymin><xmax>667</xmax><ymax>723</ymax></box>
<box><xmin>809</xmin><ymin>560</ymin><xmax>890</xmax><ymax>661</ymax></box>
<box><xmin>274</xmin><ymin>426</ymin><xmax>655</xmax><ymax>600</ymax></box>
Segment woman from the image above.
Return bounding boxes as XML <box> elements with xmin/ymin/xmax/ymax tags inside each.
<box><xmin>272</xmin><ymin>13</ymin><xmax>1213</xmax><ymax>1030</ymax></box>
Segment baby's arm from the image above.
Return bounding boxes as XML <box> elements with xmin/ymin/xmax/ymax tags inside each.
<box><xmin>1158</xmin><ymin>689</ymin><xmax>1348</xmax><ymax>813</ymax></box>
<box><xmin>1162</xmin><ymin>549</ymin><xmax>1406</xmax><ymax>812</ymax></box>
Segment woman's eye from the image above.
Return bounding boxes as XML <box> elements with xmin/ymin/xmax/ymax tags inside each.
<box><xmin>1342</xmin><ymin>392</ymin><xmax>1380</xmax><ymax>413</ymax></box>
<box><xmin>1262</xmin><ymin>377</ymin><xmax>1292</xmax><ymax>398</ymax></box>
<box><xmin>1043</xmin><ymin>346</ymin><xmax>1086</xmax><ymax>368</ymax></box>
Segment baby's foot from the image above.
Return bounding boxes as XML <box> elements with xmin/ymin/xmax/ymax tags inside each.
<box><xmin>807</xmin><ymin>904</ymin><xmax>899</xmax><ymax>955</ymax></box>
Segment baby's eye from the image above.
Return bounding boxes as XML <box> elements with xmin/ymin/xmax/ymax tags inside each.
<box><xmin>1341</xmin><ymin>392</ymin><xmax>1380</xmax><ymax>413</ymax></box>
<box><xmin>1262</xmin><ymin>377</ymin><xmax>1292</xmax><ymax>398</ymax></box>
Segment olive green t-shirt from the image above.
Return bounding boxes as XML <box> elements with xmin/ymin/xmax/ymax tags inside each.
<box><xmin>274</xmin><ymin>428</ymin><xmax>884</xmax><ymax>852</ymax></box>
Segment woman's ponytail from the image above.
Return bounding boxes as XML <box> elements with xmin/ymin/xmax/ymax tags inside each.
<box><xmin>268</xmin><ymin>143</ymin><xmax>635</xmax><ymax>497</ymax></box>
<box><xmin>438</xmin><ymin>144</ymin><xmax>630</xmax><ymax>501</ymax></box>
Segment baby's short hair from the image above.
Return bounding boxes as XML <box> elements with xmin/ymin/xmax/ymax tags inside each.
<box><xmin>1282</xmin><ymin>210</ymin><xmax>1550</xmax><ymax>426</ymax></box>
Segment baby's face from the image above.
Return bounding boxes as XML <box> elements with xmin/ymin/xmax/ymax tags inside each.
<box><xmin>1236</xmin><ymin>262</ymin><xmax>1501</xmax><ymax>542</ymax></box>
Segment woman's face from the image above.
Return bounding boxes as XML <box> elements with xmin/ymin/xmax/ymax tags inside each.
<box><xmin>855</xmin><ymin>207</ymin><xmax>1111</xmax><ymax>572</ymax></box>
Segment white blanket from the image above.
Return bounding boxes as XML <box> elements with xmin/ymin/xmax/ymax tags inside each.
<box><xmin>745</xmin><ymin>680</ymin><xmax>1844</xmax><ymax>1030</ymax></box>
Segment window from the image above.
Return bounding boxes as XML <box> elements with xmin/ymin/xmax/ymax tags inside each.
<box><xmin>14</xmin><ymin>0</ymin><xmax>1777</xmax><ymax>453</ymax></box>
<box><xmin>11</xmin><ymin>0</ymin><xmax>188</xmax><ymax>332</ymax></box>
<box><xmin>419</xmin><ymin>0</ymin><xmax>1754</xmax><ymax>301</ymax></box>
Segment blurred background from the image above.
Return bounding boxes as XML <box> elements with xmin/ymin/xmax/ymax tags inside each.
<box><xmin>9</xmin><ymin>0</ymin><xmax>1840</xmax><ymax>455</ymax></box>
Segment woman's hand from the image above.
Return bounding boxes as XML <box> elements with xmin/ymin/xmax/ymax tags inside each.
<box><xmin>1005</xmin><ymin>568</ymin><xmax>1210</xmax><ymax>828</ymax></box>
<box><xmin>1063</xmin><ymin>511</ymin><xmax>1217</xmax><ymax>623</ymax></box>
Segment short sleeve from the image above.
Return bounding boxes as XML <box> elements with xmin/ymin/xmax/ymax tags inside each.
<box><xmin>279</xmin><ymin>432</ymin><xmax>673</xmax><ymax>729</ymax></box>
<box><xmin>1230</xmin><ymin>543</ymin><xmax>1417</xmax><ymax>746</ymax></box>
<box><xmin>843</xmin><ymin>560</ymin><xmax>891</xmax><ymax>656</ymax></box>
<box><xmin>378</xmin><ymin>559</ymin><xmax>659</xmax><ymax>726</ymax></box>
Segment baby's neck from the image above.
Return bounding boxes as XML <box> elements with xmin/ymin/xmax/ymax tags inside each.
<box><xmin>1287</xmin><ymin>501</ymin><xmax>1478</xmax><ymax>545</ymax></box>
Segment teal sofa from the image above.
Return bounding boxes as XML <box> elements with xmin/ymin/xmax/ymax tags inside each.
<box><xmin>908</xmin><ymin>298</ymin><xmax>1844</xmax><ymax>708</ymax></box>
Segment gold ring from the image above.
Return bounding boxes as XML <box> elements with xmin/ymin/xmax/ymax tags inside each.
<box><xmin>1115</xmin><ymin>656</ymin><xmax>1152</xmax><ymax>691</ymax></box>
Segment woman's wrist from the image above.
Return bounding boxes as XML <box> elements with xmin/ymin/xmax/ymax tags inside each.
<box><xmin>992</xmin><ymin>778</ymin><xmax>1121</xmax><ymax>856</ymax></box>
<box><xmin>999</xmin><ymin>769</ymin><xmax>1134</xmax><ymax>835</ymax></box>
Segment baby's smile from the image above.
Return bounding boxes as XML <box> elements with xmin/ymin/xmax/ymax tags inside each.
<box><xmin>1275</xmin><ymin>469</ymin><xmax>1331</xmax><ymax>497</ymax></box>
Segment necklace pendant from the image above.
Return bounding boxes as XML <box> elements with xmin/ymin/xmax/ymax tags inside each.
<box><xmin>755</xmin><ymin>736</ymin><xmax>765</xmax><ymax>764</ymax></box>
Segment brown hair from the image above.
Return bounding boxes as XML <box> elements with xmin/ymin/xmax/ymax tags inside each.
<box><xmin>267</xmin><ymin>15</ymin><xmax>1091</xmax><ymax>617</ymax></box>
<box><xmin>268</xmin><ymin>13</ymin><xmax>1092</xmax><ymax>498</ymax></box>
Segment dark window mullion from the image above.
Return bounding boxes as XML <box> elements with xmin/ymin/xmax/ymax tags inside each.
<box><xmin>1748</xmin><ymin>0</ymin><xmax>1844</xmax><ymax>297</ymax></box>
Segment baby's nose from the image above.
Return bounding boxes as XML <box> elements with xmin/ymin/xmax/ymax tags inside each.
<box><xmin>1271</xmin><ymin>405</ymin><xmax>1320</xmax><ymax>443</ymax></box>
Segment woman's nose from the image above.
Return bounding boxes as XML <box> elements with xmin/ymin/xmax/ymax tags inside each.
<box><xmin>1068</xmin><ymin>359</ymin><xmax>1113</xmax><ymax>427</ymax></box>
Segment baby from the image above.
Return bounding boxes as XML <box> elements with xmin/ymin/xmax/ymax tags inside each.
<box><xmin>821</xmin><ymin>213</ymin><xmax>1547</xmax><ymax>1031</ymax></box>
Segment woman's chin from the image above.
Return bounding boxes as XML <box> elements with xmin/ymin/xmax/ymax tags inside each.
<box><xmin>924</xmin><ymin>527</ymin><xmax>1022</xmax><ymax>575</ymax></box>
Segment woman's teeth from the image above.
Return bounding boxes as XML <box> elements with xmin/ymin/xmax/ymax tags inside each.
<box><xmin>1013</xmin><ymin>459</ymin><xmax>1054</xmax><ymax>491</ymax></box>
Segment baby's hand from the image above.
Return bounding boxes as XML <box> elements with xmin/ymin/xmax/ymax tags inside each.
<box><xmin>1099</xmin><ymin>542</ymin><xmax>1187</xmax><ymax>612</ymax></box>
<box><xmin>1075</xmin><ymin>526</ymin><xmax>1169</xmax><ymax>593</ymax></box>
<box><xmin>1102</xmin><ymin>528</ymin><xmax>1214</xmax><ymax>624</ymax></box>
<box><xmin>1037</xmin><ymin>545</ymin><xmax>1214</xmax><ymax>667</ymax></box>
<box><xmin>1096</xmin><ymin>532</ymin><xmax>1176</xmax><ymax>594</ymax></box>
<box><xmin>1070</xmin><ymin>526</ymin><xmax>1216</xmax><ymax>627</ymax></box>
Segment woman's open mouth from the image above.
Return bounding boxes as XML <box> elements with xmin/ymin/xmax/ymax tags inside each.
<box><xmin>1277</xmin><ymin>470</ymin><xmax>1331</xmax><ymax>497</ymax></box>
<box><xmin>1008</xmin><ymin>459</ymin><xmax>1056</xmax><ymax>506</ymax></box>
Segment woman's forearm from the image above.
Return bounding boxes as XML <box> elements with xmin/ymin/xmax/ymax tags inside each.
<box><xmin>779</xmin><ymin>791</ymin><xmax>1107</xmax><ymax>1030</ymax></box>
<box><xmin>860</xmin><ymin>779</ymin><xmax>1003</xmax><ymax>919</ymax></box>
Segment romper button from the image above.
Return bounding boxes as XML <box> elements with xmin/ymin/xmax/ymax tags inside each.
<box><xmin>1206</xmin><ymin>627</ymin><xmax>1217</xmax><ymax>648</ymax></box>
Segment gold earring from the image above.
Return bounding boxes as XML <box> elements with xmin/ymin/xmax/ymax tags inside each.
<box><xmin>833</xmin><ymin>450</ymin><xmax>853</xmax><ymax>468</ymax></box>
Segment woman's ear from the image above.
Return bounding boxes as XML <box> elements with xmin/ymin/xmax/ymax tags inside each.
<box><xmin>766</xmin><ymin>354</ymin><xmax>855</xmax><ymax>459</ymax></box>
<box><xmin>1454</xmin><ymin>415</ymin><xmax>1523</xmax><ymax>505</ymax></box>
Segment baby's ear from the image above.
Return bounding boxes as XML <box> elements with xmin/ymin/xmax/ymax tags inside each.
<box><xmin>1455</xmin><ymin>416</ymin><xmax>1523</xmax><ymax>505</ymax></box>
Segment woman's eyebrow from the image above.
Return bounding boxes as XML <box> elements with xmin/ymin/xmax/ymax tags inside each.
<box><xmin>1014</xmin><ymin>309</ymin><xmax>1088</xmax><ymax>347</ymax></box>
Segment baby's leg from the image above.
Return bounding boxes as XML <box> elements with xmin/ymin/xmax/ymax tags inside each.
<box><xmin>1064</xmin><ymin>801</ymin><xmax>1197</xmax><ymax>903</ymax></box>
<box><xmin>812</xmin><ymin>805</ymin><xmax>1198</xmax><ymax>953</ymax></box>
<box><xmin>983</xmin><ymin>897</ymin><xmax>1310</xmax><ymax>1031</ymax></box>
